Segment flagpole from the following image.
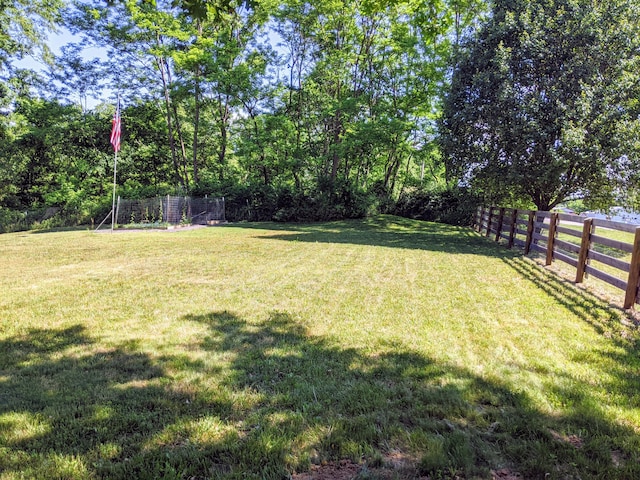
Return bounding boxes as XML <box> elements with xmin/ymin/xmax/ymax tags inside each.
<box><xmin>110</xmin><ymin>95</ymin><xmax>121</xmax><ymax>232</ymax></box>
<box><xmin>111</xmin><ymin>148</ymin><xmax>118</xmax><ymax>232</ymax></box>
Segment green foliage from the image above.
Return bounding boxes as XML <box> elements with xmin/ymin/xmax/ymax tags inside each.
<box><xmin>0</xmin><ymin>207</ymin><xmax>25</xmax><ymax>233</ymax></box>
<box><xmin>393</xmin><ymin>186</ymin><xmax>482</xmax><ymax>226</ymax></box>
<box><xmin>0</xmin><ymin>0</ymin><xmax>492</xmax><ymax>227</ymax></box>
<box><xmin>217</xmin><ymin>181</ymin><xmax>374</xmax><ymax>222</ymax></box>
<box><xmin>0</xmin><ymin>0</ymin><xmax>62</xmax><ymax>69</ymax></box>
<box><xmin>441</xmin><ymin>0</ymin><xmax>640</xmax><ymax>211</ymax></box>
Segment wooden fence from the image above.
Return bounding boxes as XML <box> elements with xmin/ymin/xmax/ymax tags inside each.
<box><xmin>475</xmin><ymin>206</ymin><xmax>640</xmax><ymax>309</ymax></box>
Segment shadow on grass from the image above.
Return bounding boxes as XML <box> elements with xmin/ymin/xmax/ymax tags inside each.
<box><xmin>233</xmin><ymin>215</ymin><xmax>512</xmax><ymax>256</ymax></box>
<box><xmin>504</xmin><ymin>257</ymin><xmax>640</xmax><ymax>435</ymax></box>
<box><xmin>2</xmin><ymin>307</ymin><xmax>639</xmax><ymax>477</ymax></box>
<box><xmin>0</xmin><ymin>326</ymin><xmax>238</xmax><ymax>479</ymax></box>
<box><xmin>183</xmin><ymin>310</ymin><xmax>640</xmax><ymax>479</ymax></box>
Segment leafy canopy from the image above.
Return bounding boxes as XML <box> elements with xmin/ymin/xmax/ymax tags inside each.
<box><xmin>440</xmin><ymin>0</ymin><xmax>640</xmax><ymax>210</ymax></box>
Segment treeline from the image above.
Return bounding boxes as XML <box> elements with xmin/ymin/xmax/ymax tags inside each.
<box><xmin>1</xmin><ymin>0</ymin><xmax>489</xmax><ymax>230</ymax></box>
<box><xmin>1</xmin><ymin>0</ymin><xmax>639</xmax><ymax>232</ymax></box>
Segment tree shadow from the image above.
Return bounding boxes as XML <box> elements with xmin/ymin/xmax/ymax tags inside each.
<box><xmin>503</xmin><ymin>256</ymin><xmax>640</xmax><ymax>438</ymax></box>
<box><xmin>2</xmin><ymin>309</ymin><xmax>639</xmax><ymax>478</ymax></box>
<box><xmin>185</xmin><ymin>310</ymin><xmax>640</xmax><ymax>479</ymax></box>
<box><xmin>232</xmin><ymin>215</ymin><xmax>510</xmax><ymax>256</ymax></box>
<box><xmin>0</xmin><ymin>326</ymin><xmax>238</xmax><ymax>479</ymax></box>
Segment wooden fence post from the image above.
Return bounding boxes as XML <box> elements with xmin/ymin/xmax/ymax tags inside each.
<box><xmin>546</xmin><ymin>213</ymin><xmax>559</xmax><ymax>265</ymax></box>
<box><xmin>482</xmin><ymin>206</ymin><xmax>488</xmax><ymax>233</ymax></box>
<box><xmin>524</xmin><ymin>210</ymin><xmax>535</xmax><ymax>255</ymax></box>
<box><xmin>575</xmin><ymin>218</ymin><xmax>593</xmax><ymax>283</ymax></box>
<box><xmin>486</xmin><ymin>207</ymin><xmax>494</xmax><ymax>238</ymax></box>
<box><xmin>495</xmin><ymin>207</ymin><xmax>505</xmax><ymax>242</ymax></box>
<box><xmin>624</xmin><ymin>227</ymin><xmax>640</xmax><ymax>309</ymax></box>
<box><xmin>507</xmin><ymin>209</ymin><xmax>518</xmax><ymax>249</ymax></box>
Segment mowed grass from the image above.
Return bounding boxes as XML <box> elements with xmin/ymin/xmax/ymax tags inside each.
<box><xmin>1</xmin><ymin>215</ymin><xmax>639</xmax><ymax>479</ymax></box>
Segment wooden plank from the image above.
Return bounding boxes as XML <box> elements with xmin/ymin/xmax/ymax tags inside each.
<box><xmin>536</xmin><ymin>211</ymin><xmax>552</xmax><ymax>218</ymax></box>
<box><xmin>554</xmin><ymin>250</ymin><xmax>579</xmax><ymax>268</ymax></box>
<box><xmin>585</xmin><ymin>265</ymin><xmax>627</xmax><ymax>291</ymax></box>
<box><xmin>513</xmin><ymin>238</ymin><xmax>526</xmax><ymax>247</ymax></box>
<box><xmin>555</xmin><ymin>225</ymin><xmax>583</xmax><ymax>238</ymax></box>
<box><xmin>592</xmin><ymin>218</ymin><xmax>639</xmax><ymax>233</ymax></box>
<box><xmin>557</xmin><ymin>213</ymin><xmax>587</xmax><ymax>223</ymax></box>
<box><xmin>590</xmin><ymin>234</ymin><xmax>634</xmax><ymax>254</ymax></box>
<box><xmin>516</xmin><ymin>228</ymin><xmax>528</xmax><ymax>236</ymax></box>
<box><xmin>515</xmin><ymin>218</ymin><xmax>529</xmax><ymax>226</ymax></box>
<box><xmin>554</xmin><ymin>238</ymin><xmax>580</xmax><ymax>254</ymax></box>
<box><xmin>624</xmin><ymin>227</ymin><xmax>640</xmax><ymax>308</ymax></box>
<box><xmin>532</xmin><ymin>232</ymin><xmax>548</xmax><ymax>243</ymax></box>
<box><xmin>588</xmin><ymin>250</ymin><xmax>630</xmax><ymax>272</ymax></box>
<box><xmin>530</xmin><ymin>243</ymin><xmax>547</xmax><ymax>254</ymax></box>
<box><xmin>576</xmin><ymin>218</ymin><xmax>593</xmax><ymax>283</ymax></box>
<box><xmin>546</xmin><ymin>213</ymin><xmax>559</xmax><ymax>265</ymax></box>
<box><xmin>534</xmin><ymin>221</ymin><xmax>550</xmax><ymax>231</ymax></box>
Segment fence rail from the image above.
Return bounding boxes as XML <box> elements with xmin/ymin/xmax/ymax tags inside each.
<box><xmin>474</xmin><ymin>206</ymin><xmax>640</xmax><ymax>309</ymax></box>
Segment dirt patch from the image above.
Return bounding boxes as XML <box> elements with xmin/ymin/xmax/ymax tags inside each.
<box><xmin>290</xmin><ymin>456</ymin><xmax>526</xmax><ymax>480</ymax></box>
<box><xmin>290</xmin><ymin>454</ymin><xmax>428</xmax><ymax>480</ymax></box>
<box><xmin>94</xmin><ymin>224</ymin><xmax>208</xmax><ymax>233</ymax></box>
<box><xmin>291</xmin><ymin>460</ymin><xmax>363</xmax><ymax>480</ymax></box>
<box><xmin>549</xmin><ymin>429</ymin><xmax>584</xmax><ymax>449</ymax></box>
<box><xmin>491</xmin><ymin>468</ymin><xmax>523</xmax><ymax>479</ymax></box>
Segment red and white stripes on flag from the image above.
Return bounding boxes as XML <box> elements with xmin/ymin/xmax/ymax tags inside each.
<box><xmin>110</xmin><ymin>102</ymin><xmax>121</xmax><ymax>152</ymax></box>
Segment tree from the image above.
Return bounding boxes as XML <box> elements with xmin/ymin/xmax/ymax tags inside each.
<box><xmin>440</xmin><ymin>0</ymin><xmax>640</xmax><ymax>210</ymax></box>
<box><xmin>0</xmin><ymin>0</ymin><xmax>62</xmax><ymax>70</ymax></box>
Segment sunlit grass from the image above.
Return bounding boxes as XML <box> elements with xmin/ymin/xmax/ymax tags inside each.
<box><xmin>1</xmin><ymin>216</ymin><xmax>639</xmax><ymax>479</ymax></box>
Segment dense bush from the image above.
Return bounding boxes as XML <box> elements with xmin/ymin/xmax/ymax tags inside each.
<box><xmin>221</xmin><ymin>181</ymin><xmax>374</xmax><ymax>222</ymax></box>
<box><xmin>392</xmin><ymin>186</ymin><xmax>482</xmax><ymax>226</ymax></box>
<box><xmin>0</xmin><ymin>180</ymin><xmax>483</xmax><ymax>232</ymax></box>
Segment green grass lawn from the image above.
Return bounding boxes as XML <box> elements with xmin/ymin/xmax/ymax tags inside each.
<box><xmin>1</xmin><ymin>215</ymin><xmax>639</xmax><ymax>479</ymax></box>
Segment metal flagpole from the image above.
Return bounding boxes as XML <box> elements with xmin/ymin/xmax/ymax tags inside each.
<box><xmin>111</xmin><ymin>148</ymin><xmax>118</xmax><ymax>232</ymax></box>
<box><xmin>110</xmin><ymin>96</ymin><xmax>121</xmax><ymax>232</ymax></box>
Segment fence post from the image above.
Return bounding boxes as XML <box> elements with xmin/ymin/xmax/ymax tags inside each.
<box><xmin>507</xmin><ymin>209</ymin><xmax>518</xmax><ymax>249</ymax></box>
<box><xmin>575</xmin><ymin>218</ymin><xmax>593</xmax><ymax>284</ymax></box>
<box><xmin>475</xmin><ymin>206</ymin><xmax>483</xmax><ymax>232</ymax></box>
<box><xmin>480</xmin><ymin>206</ymin><xmax>487</xmax><ymax>233</ymax></box>
<box><xmin>524</xmin><ymin>210</ymin><xmax>535</xmax><ymax>255</ymax></box>
<box><xmin>624</xmin><ymin>227</ymin><xmax>640</xmax><ymax>309</ymax></box>
<box><xmin>495</xmin><ymin>207</ymin><xmax>505</xmax><ymax>243</ymax></box>
<box><xmin>486</xmin><ymin>207</ymin><xmax>494</xmax><ymax>238</ymax></box>
<box><xmin>545</xmin><ymin>213</ymin><xmax>559</xmax><ymax>266</ymax></box>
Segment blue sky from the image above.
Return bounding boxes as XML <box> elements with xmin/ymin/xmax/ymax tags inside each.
<box><xmin>14</xmin><ymin>27</ymin><xmax>109</xmax><ymax>108</ymax></box>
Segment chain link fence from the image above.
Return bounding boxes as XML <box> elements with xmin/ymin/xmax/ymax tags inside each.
<box><xmin>115</xmin><ymin>195</ymin><xmax>225</xmax><ymax>226</ymax></box>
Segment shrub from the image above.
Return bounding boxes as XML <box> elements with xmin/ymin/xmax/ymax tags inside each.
<box><xmin>393</xmin><ymin>186</ymin><xmax>481</xmax><ymax>226</ymax></box>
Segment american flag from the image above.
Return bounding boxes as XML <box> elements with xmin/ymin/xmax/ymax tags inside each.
<box><xmin>110</xmin><ymin>102</ymin><xmax>121</xmax><ymax>152</ymax></box>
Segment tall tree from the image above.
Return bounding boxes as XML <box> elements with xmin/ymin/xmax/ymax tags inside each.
<box><xmin>0</xmin><ymin>0</ymin><xmax>62</xmax><ymax>70</ymax></box>
<box><xmin>440</xmin><ymin>0</ymin><xmax>640</xmax><ymax>210</ymax></box>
